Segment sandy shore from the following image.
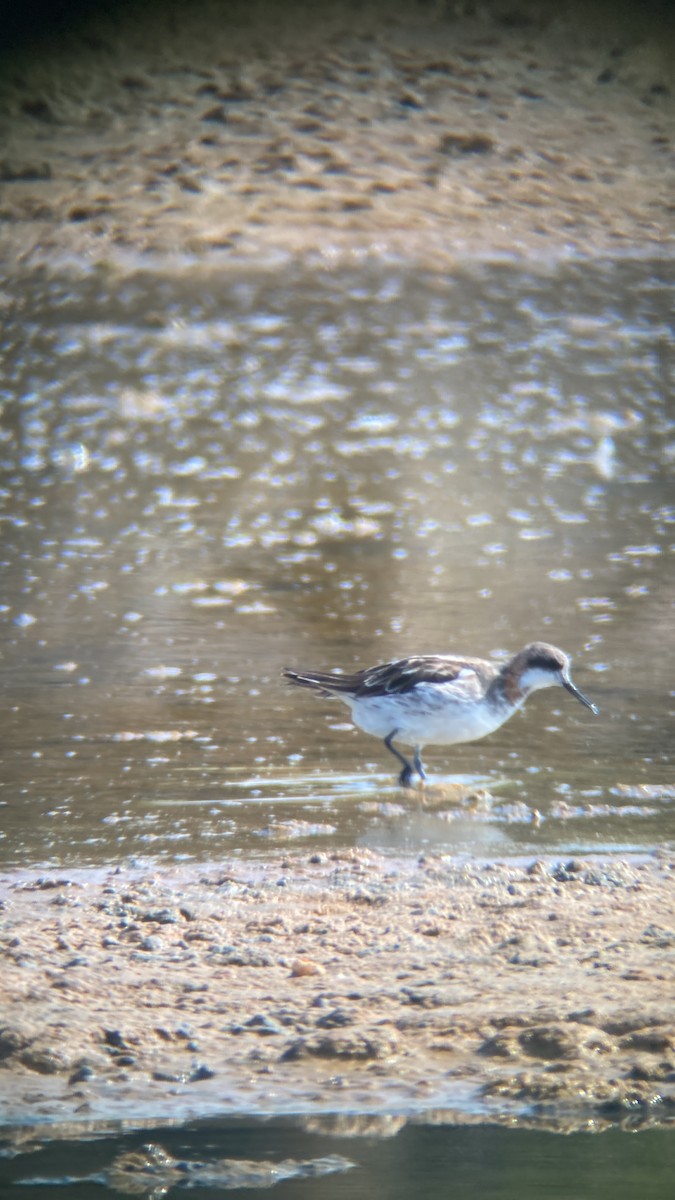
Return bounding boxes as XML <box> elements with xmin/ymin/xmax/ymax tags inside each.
<box><xmin>1</xmin><ymin>851</ymin><xmax>674</xmax><ymax>1132</ymax></box>
<box><xmin>0</xmin><ymin>0</ymin><xmax>673</xmax><ymax>272</ymax></box>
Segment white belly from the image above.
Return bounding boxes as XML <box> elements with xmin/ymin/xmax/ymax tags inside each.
<box><xmin>345</xmin><ymin>684</ymin><xmax>514</xmax><ymax>747</ymax></box>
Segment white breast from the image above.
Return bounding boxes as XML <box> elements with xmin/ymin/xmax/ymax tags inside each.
<box><xmin>346</xmin><ymin>682</ymin><xmax>511</xmax><ymax>747</ymax></box>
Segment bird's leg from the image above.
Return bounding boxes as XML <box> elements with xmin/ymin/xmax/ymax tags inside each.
<box><xmin>384</xmin><ymin>729</ymin><xmax>415</xmax><ymax>788</ymax></box>
<box><xmin>413</xmin><ymin>746</ymin><xmax>427</xmax><ymax>782</ymax></box>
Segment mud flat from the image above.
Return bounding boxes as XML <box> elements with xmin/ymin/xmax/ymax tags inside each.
<box><xmin>1</xmin><ymin>850</ymin><xmax>674</xmax><ymax>1133</ymax></box>
<box><xmin>0</xmin><ymin>0</ymin><xmax>673</xmax><ymax>272</ymax></box>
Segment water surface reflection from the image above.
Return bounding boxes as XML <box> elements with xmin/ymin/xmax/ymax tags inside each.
<box><xmin>0</xmin><ymin>261</ymin><xmax>672</xmax><ymax>866</ymax></box>
<box><xmin>1</xmin><ymin>1116</ymin><xmax>674</xmax><ymax>1199</ymax></box>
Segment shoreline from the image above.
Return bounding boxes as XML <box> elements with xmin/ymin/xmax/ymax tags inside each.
<box><xmin>2</xmin><ymin>850</ymin><xmax>674</xmax><ymax>1133</ymax></box>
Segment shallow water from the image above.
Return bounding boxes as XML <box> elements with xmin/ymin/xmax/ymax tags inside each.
<box><xmin>0</xmin><ymin>260</ymin><xmax>673</xmax><ymax>867</ymax></box>
<box><xmin>1</xmin><ymin>1116</ymin><xmax>674</xmax><ymax>1198</ymax></box>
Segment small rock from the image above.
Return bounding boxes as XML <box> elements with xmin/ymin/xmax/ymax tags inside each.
<box><xmin>102</xmin><ymin>1029</ymin><xmax>128</xmax><ymax>1049</ymax></box>
<box><xmin>438</xmin><ymin>132</ymin><xmax>494</xmax><ymax>155</ymax></box>
<box><xmin>201</xmin><ymin>105</ymin><xmax>227</xmax><ymax>123</ymax></box>
<box><xmin>174</xmin><ymin>1025</ymin><xmax>195</xmax><ymax>1040</ymax></box>
<box><xmin>518</xmin><ymin>1025</ymin><xmax>581</xmax><ymax>1061</ymax></box>
<box><xmin>0</xmin><ymin>1025</ymin><xmax>34</xmax><ymax>1060</ymax></box>
<box><xmin>210</xmin><ymin>947</ymin><xmax>273</xmax><ymax>967</ymax></box>
<box><xmin>20</xmin><ymin>1045</ymin><xmax>70</xmax><ymax>1075</ymax></box>
<box><xmin>620</xmin><ymin>1030</ymin><xmax>673</xmax><ymax>1054</ymax></box>
<box><xmin>315</xmin><ymin>1008</ymin><xmax>354</xmax><ymax>1030</ymax></box>
<box><xmin>189</xmin><ymin>1064</ymin><xmax>216</xmax><ymax>1082</ymax></box>
<box><xmin>139</xmin><ymin>908</ymin><xmax>178</xmax><ymax>925</ymax></box>
<box><xmin>640</xmin><ymin>925</ymin><xmax>675</xmax><ymax>948</ymax></box>
<box><xmin>139</xmin><ymin>936</ymin><xmax>162</xmax><ymax>952</ymax></box>
<box><xmin>245</xmin><ymin>1014</ymin><xmax>283</xmax><ymax>1036</ymax></box>
<box><xmin>281</xmin><ymin>1032</ymin><xmax>397</xmax><ymax>1062</ymax></box>
<box><xmin>478</xmin><ymin>1033</ymin><xmax>519</xmax><ymax>1059</ymax></box>
<box><xmin>290</xmin><ymin>958</ymin><xmax>324</xmax><ymax>977</ymax></box>
<box><xmin>0</xmin><ymin>159</ymin><xmax>52</xmax><ymax>181</ymax></box>
<box><xmin>68</xmin><ymin>1064</ymin><xmax>94</xmax><ymax>1084</ymax></box>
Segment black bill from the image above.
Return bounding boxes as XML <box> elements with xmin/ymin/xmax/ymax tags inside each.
<box><xmin>563</xmin><ymin>675</ymin><xmax>599</xmax><ymax>715</ymax></box>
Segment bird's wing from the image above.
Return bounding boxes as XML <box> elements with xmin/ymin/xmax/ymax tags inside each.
<box><xmin>353</xmin><ymin>655</ymin><xmax>492</xmax><ymax>697</ymax></box>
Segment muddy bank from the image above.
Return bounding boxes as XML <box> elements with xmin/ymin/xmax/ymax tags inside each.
<box><xmin>1</xmin><ymin>851</ymin><xmax>674</xmax><ymax>1133</ymax></box>
<box><xmin>0</xmin><ymin>0</ymin><xmax>673</xmax><ymax>271</ymax></box>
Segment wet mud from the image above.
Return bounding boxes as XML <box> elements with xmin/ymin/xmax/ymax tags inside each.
<box><xmin>0</xmin><ymin>0</ymin><xmax>673</xmax><ymax>271</ymax></box>
<box><xmin>1</xmin><ymin>851</ymin><xmax>674</xmax><ymax>1132</ymax></box>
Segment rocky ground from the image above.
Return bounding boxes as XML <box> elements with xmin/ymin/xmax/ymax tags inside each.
<box><xmin>1</xmin><ymin>850</ymin><xmax>674</xmax><ymax>1133</ymax></box>
<box><xmin>0</xmin><ymin>0</ymin><xmax>673</xmax><ymax>272</ymax></box>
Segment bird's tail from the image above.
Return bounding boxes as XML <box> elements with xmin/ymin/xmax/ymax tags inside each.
<box><xmin>282</xmin><ymin>667</ymin><xmax>357</xmax><ymax>697</ymax></box>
